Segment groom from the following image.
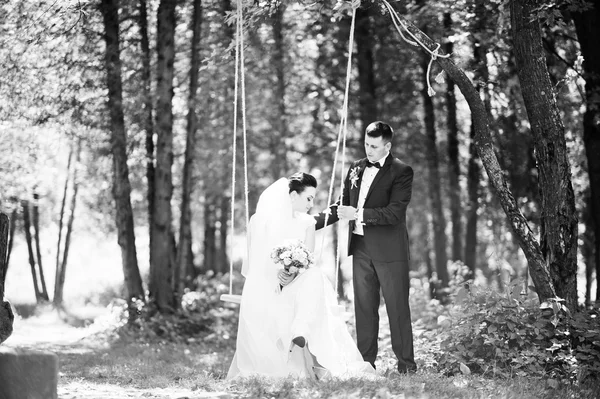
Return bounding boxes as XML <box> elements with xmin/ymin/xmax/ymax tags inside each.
<box><xmin>315</xmin><ymin>121</ymin><xmax>416</xmax><ymax>374</ymax></box>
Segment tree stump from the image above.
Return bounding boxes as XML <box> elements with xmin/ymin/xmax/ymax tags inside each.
<box><xmin>0</xmin><ymin>213</ymin><xmax>58</xmax><ymax>398</ymax></box>
<box><xmin>0</xmin><ymin>347</ymin><xmax>58</xmax><ymax>399</ymax></box>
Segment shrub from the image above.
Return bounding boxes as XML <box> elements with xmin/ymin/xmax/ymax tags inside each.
<box><xmin>435</xmin><ymin>280</ymin><xmax>600</xmax><ymax>386</ymax></box>
<box><xmin>106</xmin><ymin>272</ymin><xmax>240</xmax><ymax>345</ymax></box>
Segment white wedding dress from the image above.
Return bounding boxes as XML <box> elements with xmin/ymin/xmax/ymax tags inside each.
<box><xmin>227</xmin><ymin>178</ymin><xmax>375</xmax><ymax>379</ymax></box>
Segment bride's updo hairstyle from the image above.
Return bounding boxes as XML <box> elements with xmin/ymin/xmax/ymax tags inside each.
<box><xmin>288</xmin><ymin>172</ymin><xmax>317</xmax><ymax>194</ymax></box>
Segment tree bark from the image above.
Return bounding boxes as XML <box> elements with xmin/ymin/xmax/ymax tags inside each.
<box><xmin>421</xmin><ymin>51</ymin><xmax>449</xmax><ymax>290</ymax></box>
<box><xmin>6</xmin><ymin>208</ymin><xmax>16</xmax><ymax>271</ymax></box>
<box><xmin>511</xmin><ymin>0</ymin><xmax>578</xmax><ymax>311</ymax></box>
<box><xmin>22</xmin><ymin>200</ymin><xmax>42</xmax><ymax>302</ymax></box>
<box><xmin>388</xmin><ymin>8</ymin><xmax>557</xmax><ymax>302</ymax></box>
<box><xmin>0</xmin><ymin>212</ymin><xmax>13</xmax><ymax>345</ymax></box>
<box><xmin>54</xmin><ymin>145</ymin><xmax>73</xmax><ymax>307</ymax></box>
<box><xmin>572</xmin><ymin>3</ymin><xmax>600</xmax><ymax>302</ymax></box>
<box><xmin>464</xmin><ymin>117</ymin><xmax>480</xmax><ymax>277</ymax></box>
<box><xmin>100</xmin><ymin>0</ymin><xmax>145</xmax><ymax>317</ymax></box>
<box><xmin>32</xmin><ymin>192</ymin><xmax>49</xmax><ymax>301</ymax></box>
<box><xmin>150</xmin><ymin>0</ymin><xmax>177</xmax><ymax>312</ymax></box>
<box><xmin>355</xmin><ymin>6</ymin><xmax>377</xmax><ymax>141</ymax></box>
<box><xmin>464</xmin><ymin>0</ymin><xmax>488</xmax><ymax>278</ymax></box>
<box><xmin>271</xmin><ymin>4</ymin><xmax>289</xmax><ymax>178</ymax></box>
<box><xmin>582</xmin><ymin>191</ymin><xmax>595</xmax><ymax>306</ymax></box>
<box><xmin>218</xmin><ymin>195</ymin><xmax>229</xmax><ymax>274</ymax></box>
<box><xmin>177</xmin><ymin>0</ymin><xmax>202</xmax><ymax>298</ymax></box>
<box><xmin>444</xmin><ymin>13</ymin><xmax>462</xmax><ymax>262</ymax></box>
<box><xmin>139</xmin><ymin>0</ymin><xmax>156</xmax><ymax>269</ymax></box>
<box><xmin>422</xmin><ymin>219</ymin><xmax>435</xmax><ymax>299</ymax></box>
<box><xmin>203</xmin><ymin>199</ymin><xmax>217</xmax><ymax>273</ymax></box>
<box><xmin>0</xmin><ymin>213</ymin><xmax>8</xmax><ymax>300</ymax></box>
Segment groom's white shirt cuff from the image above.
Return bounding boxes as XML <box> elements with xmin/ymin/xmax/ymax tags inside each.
<box><xmin>356</xmin><ymin>209</ymin><xmax>365</xmax><ymax>226</ymax></box>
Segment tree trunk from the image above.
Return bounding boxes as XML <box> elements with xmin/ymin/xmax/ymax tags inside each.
<box><xmin>203</xmin><ymin>199</ymin><xmax>217</xmax><ymax>273</ymax></box>
<box><xmin>6</xmin><ymin>208</ymin><xmax>16</xmax><ymax>271</ymax></box>
<box><xmin>388</xmin><ymin>8</ymin><xmax>557</xmax><ymax>302</ymax></box>
<box><xmin>464</xmin><ymin>1</ymin><xmax>489</xmax><ymax>278</ymax></box>
<box><xmin>150</xmin><ymin>0</ymin><xmax>177</xmax><ymax>312</ymax></box>
<box><xmin>54</xmin><ymin>143</ymin><xmax>81</xmax><ymax>308</ymax></box>
<box><xmin>421</xmin><ymin>52</ymin><xmax>449</xmax><ymax>290</ymax></box>
<box><xmin>464</xmin><ymin>117</ymin><xmax>480</xmax><ymax>278</ymax></box>
<box><xmin>218</xmin><ymin>195</ymin><xmax>229</xmax><ymax>274</ymax></box>
<box><xmin>54</xmin><ymin>145</ymin><xmax>73</xmax><ymax>307</ymax></box>
<box><xmin>32</xmin><ymin>192</ymin><xmax>49</xmax><ymax>301</ymax></box>
<box><xmin>271</xmin><ymin>4</ymin><xmax>288</xmax><ymax>178</ymax></box>
<box><xmin>177</xmin><ymin>0</ymin><xmax>202</xmax><ymax>298</ymax></box>
<box><xmin>582</xmin><ymin>191</ymin><xmax>595</xmax><ymax>306</ymax></box>
<box><xmin>1</xmin><ymin>212</ymin><xmax>13</xmax><ymax>345</ymax></box>
<box><xmin>332</xmin><ymin>224</ymin><xmax>346</xmax><ymax>300</ymax></box>
<box><xmin>100</xmin><ymin>0</ymin><xmax>145</xmax><ymax>318</ymax></box>
<box><xmin>139</xmin><ymin>0</ymin><xmax>156</xmax><ymax>268</ymax></box>
<box><xmin>444</xmin><ymin>13</ymin><xmax>462</xmax><ymax>262</ymax></box>
<box><xmin>355</xmin><ymin>6</ymin><xmax>377</xmax><ymax>141</ymax></box>
<box><xmin>572</xmin><ymin>4</ymin><xmax>600</xmax><ymax>303</ymax></box>
<box><xmin>511</xmin><ymin>0</ymin><xmax>578</xmax><ymax>311</ymax></box>
<box><xmin>22</xmin><ymin>200</ymin><xmax>42</xmax><ymax>302</ymax></box>
<box><xmin>1</xmin><ymin>213</ymin><xmax>8</xmax><ymax>300</ymax></box>
<box><xmin>422</xmin><ymin>219</ymin><xmax>435</xmax><ymax>299</ymax></box>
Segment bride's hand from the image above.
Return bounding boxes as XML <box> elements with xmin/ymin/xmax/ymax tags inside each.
<box><xmin>278</xmin><ymin>270</ymin><xmax>296</xmax><ymax>287</ymax></box>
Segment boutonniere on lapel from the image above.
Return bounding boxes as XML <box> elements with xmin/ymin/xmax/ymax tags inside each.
<box><xmin>349</xmin><ymin>166</ymin><xmax>361</xmax><ymax>190</ymax></box>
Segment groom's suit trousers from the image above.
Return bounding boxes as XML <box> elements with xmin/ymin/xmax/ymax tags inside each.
<box><xmin>351</xmin><ymin>234</ymin><xmax>416</xmax><ymax>372</ymax></box>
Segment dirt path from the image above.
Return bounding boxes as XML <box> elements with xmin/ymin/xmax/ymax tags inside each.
<box><xmin>4</xmin><ymin>311</ymin><xmax>232</xmax><ymax>399</ymax></box>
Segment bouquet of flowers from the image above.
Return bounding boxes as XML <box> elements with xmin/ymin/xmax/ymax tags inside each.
<box><xmin>270</xmin><ymin>240</ymin><xmax>314</xmax><ymax>274</ymax></box>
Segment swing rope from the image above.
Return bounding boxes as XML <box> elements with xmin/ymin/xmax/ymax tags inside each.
<box><xmin>225</xmin><ymin>0</ymin><xmax>443</xmax><ymax>302</ymax></box>
<box><xmin>381</xmin><ymin>0</ymin><xmax>449</xmax><ymax>96</ymax></box>
<box><xmin>226</xmin><ymin>0</ymin><xmax>248</xmax><ymax>300</ymax></box>
<box><xmin>319</xmin><ymin>0</ymin><xmax>360</xmax><ymax>296</ymax></box>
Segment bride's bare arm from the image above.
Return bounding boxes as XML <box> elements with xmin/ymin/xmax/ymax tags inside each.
<box><xmin>305</xmin><ymin>225</ymin><xmax>316</xmax><ymax>253</ymax></box>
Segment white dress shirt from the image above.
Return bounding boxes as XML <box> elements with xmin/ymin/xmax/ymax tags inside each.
<box><xmin>353</xmin><ymin>152</ymin><xmax>389</xmax><ymax>236</ymax></box>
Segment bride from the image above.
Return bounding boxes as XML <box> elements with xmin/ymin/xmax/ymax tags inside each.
<box><xmin>227</xmin><ymin>173</ymin><xmax>375</xmax><ymax>379</ymax></box>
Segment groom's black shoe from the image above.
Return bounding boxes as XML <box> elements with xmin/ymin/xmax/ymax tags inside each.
<box><xmin>292</xmin><ymin>336</ymin><xmax>306</xmax><ymax>348</ymax></box>
<box><xmin>397</xmin><ymin>366</ymin><xmax>417</xmax><ymax>375</ymax></box>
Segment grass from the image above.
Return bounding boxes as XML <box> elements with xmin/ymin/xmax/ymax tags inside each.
<box><xmin>55</xmin><ymin>333</ymin><xmax>586</xmax><ymax>399</ymax></box>
<box><xmin>4</xmin><ymin>305</ymin><xmax>597</xmax><ymax>399</ymax></box>
<box><xmin>5</xmin><ymin>232</ymin><xmax>600</xmax><ymax>398</ymax></box>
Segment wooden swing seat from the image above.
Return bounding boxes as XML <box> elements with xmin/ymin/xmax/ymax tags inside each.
<box><xmin>220</xmin><ymin>294</ymin><xmax>242</xmax><ymax>304</ymax></box>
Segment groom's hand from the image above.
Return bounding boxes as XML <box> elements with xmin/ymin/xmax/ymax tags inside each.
<box><xmin>338</xmin><ymin>205</ymin><xmax>357</xmax><ymax>221</ymax></box>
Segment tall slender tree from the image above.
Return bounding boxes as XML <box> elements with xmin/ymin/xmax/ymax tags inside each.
<box><xmin>22</xmin><ymin>200</ymin><xmax>44</xmax><ymax>302</ymax></box>
<box><xmin>464</xmin><ymin>2</ymin><xmax>488</xmax><ymax>275</ymax></box>
<box><xmin>32</xmin><ymin>191</ymin><xmax>49</xmax><ymax>301</ymax></box>
<box><xmin>444</xmin><ymin>13</ymin><xmax>462</xmax><ymax>262</ymax></box>
<box><xmin>421</xmin><ymin>50</ymin><xmax>449</xmax><ymax>292</ymax></box>
<box><xmin>1</xmin><ymin>212</ymin><xmax>13</xmax><ymax>345</ymax></box>
<box><xmin>54</xmin><ymin>145</ymin><xmax>73</xmax><ymax>307</ymax></box>
<box><xmin>387</xmin><ymin>7</ymin><xmax>557</xmax><ymax>302</ymax></box>
<box><xmin>54</xmin><ymin>142</ymin><xmax>81</xmax><ymax>308</ymax></box>
<box><xmin>271</xmin><ymin>3</ymin><xmax>289</xmax><ymax>178</ymax></box>
<box><xmin>572</xmin><ymin>3</ymin><xmax>600</xmax><ymax>302</ymax></box>
<box><xmin>138</xmin><ymin>0</ymin><xmax>156</xmax><ymax>268</ymax></box>
<box><xmin>150</xmin><ymin>0</ymin><xmax>177</xmax><ymax>311</ymax></box>
<box><xmin>177</xmin><ymin>0</ymin><xmax>203</xmax><ymax>297</ymax></box>
<box><xmin>355</xmin><ymin>6</ymin><xmax>377</xmax><ymax>140</ymax></box>
<box><xmin>511</xmin><ymin>0</ymin><xmax>578</xmax><ymax>311</ymax></box>
<box><xmin>100</xmin><ymin>0</ymin><xmax>145</xmax><ymax>318</ymax></box>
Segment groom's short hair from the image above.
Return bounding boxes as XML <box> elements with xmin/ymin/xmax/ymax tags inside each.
<box><xmin>365</xmin><ymin>121</ymin><xmax>393</xmax><ymax>143</ymax></box>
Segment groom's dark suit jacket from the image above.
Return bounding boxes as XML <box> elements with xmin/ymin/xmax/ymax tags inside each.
<box><xmin>315</xmin><ymin>153</ymin><xmax>413</xmax><ymax>262</ymax></box>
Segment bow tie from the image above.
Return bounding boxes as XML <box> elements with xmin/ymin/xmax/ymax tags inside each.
<box><xmin>366</xmin><ymin>160</ymin><xmax>382</xmax><ymax>169</ymax></box>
